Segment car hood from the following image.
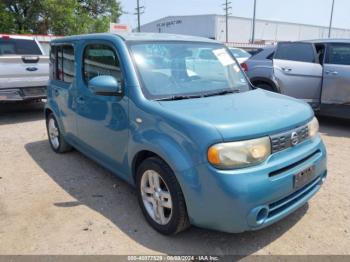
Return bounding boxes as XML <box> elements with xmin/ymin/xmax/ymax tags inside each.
<box><xmin>158</xmin><ymin>89</ymin><xmax>314</xmax><ymax>141</ymax></box>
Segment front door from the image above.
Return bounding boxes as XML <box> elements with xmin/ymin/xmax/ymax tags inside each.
<box><xmin>273</xmin><ymin>42</ymin><xmax>323</xmax><ymax>105</ymax></box>
<box><xmin>76</xmin><ymin>41</ymin><xmax>129</xmax><ymax>177</ymax></box>
<box><xmin>322</xmin><ymin>43</ymin><xmax>350</xmax><ymax>105</ymax></box>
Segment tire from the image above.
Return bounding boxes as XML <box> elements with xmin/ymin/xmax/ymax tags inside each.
<box><xmin>136</xmin><ymin>157</ymin><xmax>190</xmax><ymax>235</ymax></box>
<box><xmin>46</xmin><ymin>113</ymin><xmax>72</xmax><ymax>153</ymax></box>
<box><xmin>255</xmin><ymin>82</ymin><xmax>276</xmax><ymax>92</ymax></box>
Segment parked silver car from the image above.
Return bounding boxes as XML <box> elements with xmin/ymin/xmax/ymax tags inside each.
<box><xmin>0</xmin><ymin>35</ymin><xmax>49</xmax><ymax>102</ymax></box>
<box><xmin>243</xmin><ymin>40</ymin><xmax>350</xmax><ymax>119</ymax></box>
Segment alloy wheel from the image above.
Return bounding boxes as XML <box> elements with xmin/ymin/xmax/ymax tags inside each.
<box><xmin>140</xmin><ymin>170</ymin><xmax>173</xmax><ymax>225</ymax></box>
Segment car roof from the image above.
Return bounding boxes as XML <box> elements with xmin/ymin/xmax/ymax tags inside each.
<box><xmin>0</xmin><ymin>34</ymin><xmax>35</xmax><ymax>40</ymax></box>
<box><xmin>287</xmin><ymin>39</ymin><xmax>350</xmax><ymax>44</ymax></box>
<box><xmin>51</xmin><ymin>32</ymin><xmax>219</xmax><ymax>44</ymax></box>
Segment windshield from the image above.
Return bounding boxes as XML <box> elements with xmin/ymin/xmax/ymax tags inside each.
<box><xmin>229</xmin><ymin>48</ymin><xmax>251</xmax><ymax>59</ymax></box>
<box><xmin>0</xmin><ymin>39</ymin><xmax>42</xmax><ymax>55</ymax></box>
<box><xmin>129</xmin><ymin>42</ymin><xmax>250</xmax><ymax>100</ymax></box>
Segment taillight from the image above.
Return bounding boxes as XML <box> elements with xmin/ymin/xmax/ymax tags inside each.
<box><xmin>1</xmin><ymin>35</ymin><xmax>10</xmax><ymax>39</ymax></box>
<box><xmin>240</xmin><ymin>62</ymin><xmax>248</xmax><ymax>72</ymax></box>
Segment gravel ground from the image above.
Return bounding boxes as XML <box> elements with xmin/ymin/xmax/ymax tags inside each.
<box><xmin>0</xmin><ymin>102</ymin><xmax>349</xmax><ymax>255</ymax></box>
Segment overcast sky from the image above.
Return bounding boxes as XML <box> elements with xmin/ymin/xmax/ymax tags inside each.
<box><xmin>119</xmin><ymin>0</ymin><xmax>350</xmax><ymax>30</ymax></box>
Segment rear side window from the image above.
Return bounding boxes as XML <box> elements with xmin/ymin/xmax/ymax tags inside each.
<box><xmin>83</xmin><ymin>44</ymin><xmax>123</xmax><ymax>86</ymax></box>
<box><xmin>50</xmin><ymin>44</ymin><xmax>75</xmax><ymax>83</ymax></box>
<box><xmin>275</xmin><ymin>43</ymin><xmax>315</xmax><ymax>63</ymax></box>
<box><xmin>0</xmin><ymin>38</ymin><xmax>42</xmax><ymax>55</ymax></box>
<box><xmin>326</xmin><ymin>44</ymin><xmax>350</xmax><ymax>65</ymax></box>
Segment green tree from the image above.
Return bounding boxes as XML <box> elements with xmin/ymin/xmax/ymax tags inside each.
<box><xmin>0</xmin><ymin>0</ymin><xmax>122</xmax><ymax>35</ymax></box>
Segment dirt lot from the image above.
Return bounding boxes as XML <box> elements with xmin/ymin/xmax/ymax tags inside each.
<box><xmin>0</xmin><ymin>102</ymin><xmax>349</xmax><ymax>255</ymax></box>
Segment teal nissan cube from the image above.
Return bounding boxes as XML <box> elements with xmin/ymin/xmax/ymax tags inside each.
<box><xmin>45</xmin><ymin>33</ymin><xmax>327</xmax><ymax>235</ymax></box>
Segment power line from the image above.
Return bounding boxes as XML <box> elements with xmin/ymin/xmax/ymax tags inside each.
<box><xmin>251</xmin><ymin>0</ymin><xmax>257</xmax><ymax>43</ymax></box>
<box><xmin>134</xmin><ymin>0</ymin><xmax>145</xmax><ymax>32</ymax></box>
<box><xmin>328</xmin><ymin>0</ymin><xmax>335</xmax><ymax>38</ymax></box>
<box><xmin>222</xmin><ymin>0</ymin><xmax>232</xmax><ymax>43</ymax></box>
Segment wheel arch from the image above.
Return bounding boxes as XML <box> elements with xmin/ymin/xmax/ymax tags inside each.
<box><xmin>132</xmin><ymin>150</ymin><xmax>160</xmax><ymax>181</ymax></box>
<box><xmin>44</xmin><ymin>106</ymin><xmax>67</xmax><ymax>136</ymax></box>
<box><xmin>45</xmin><ymin>107</ymin><xmax>53</xmax><ymax>119</ymax></box>
<box><xmin>251</xmin><ymin>77</ymin><xmax>280</xmax><ymax>93</ymax></box>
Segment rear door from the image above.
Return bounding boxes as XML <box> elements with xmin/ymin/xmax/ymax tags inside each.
<box><xmin>49</xmin><ymin>44</ymin><xmax>77</xmax><ymax>138</ymax></box>
<box><xmin>273</xmin><ymin>42</ymin><xmax>322</xmax><ymax>104</ymax></box>
<box><xmin>322</xmin><ymin>43</ymin><xmax>350</xmax><ymax>105</ymax></box>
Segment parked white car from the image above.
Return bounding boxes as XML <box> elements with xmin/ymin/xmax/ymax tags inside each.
<box><xmin>0</xmin><ymin>35</ymin><xmax>49</xmax><ymax>102</ymax></box>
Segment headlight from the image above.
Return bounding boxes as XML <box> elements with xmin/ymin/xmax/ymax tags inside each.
<box><xmin>208</xmin><ymin>137</ymin><xmax>271</xmax><ymax>169</ymax></box>
<box><xmin>308</xmin><ymin>117</ymin><xmax>319</xmax><ymax>139</ymax></box>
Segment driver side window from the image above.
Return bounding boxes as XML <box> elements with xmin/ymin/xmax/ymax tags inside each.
<box><xmin>83</xmin><ymin>44</ymin><xmax>123</xmax><ymax>86</ymax></box>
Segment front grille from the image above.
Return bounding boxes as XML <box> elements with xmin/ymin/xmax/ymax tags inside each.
<box><xmin>270</xmin><ymin>125</ymin><xmax>309</xmax><ymax>153</ymax></box>
<box><xmin>269</xmin><ymin>150</ymin><xmax>321</xmax><ymax>177</ymax></box>
<box><xmin>268</xmin><ymin>176</ymin><xmax>321</xmax><ymax>218</ymax></box>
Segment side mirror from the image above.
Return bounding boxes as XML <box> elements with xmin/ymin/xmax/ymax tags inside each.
<box><xmin>88</xmin><ymin>75</ymin><xmax>122</xmax><ymax>96</ymax></box>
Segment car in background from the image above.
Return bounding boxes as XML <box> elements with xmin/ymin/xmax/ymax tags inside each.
<box><xmin>229</xmin><ymin>47</ymin><xmax>251</xmax><ymax>63</ymax></box>
<box><xmin>241</xmin><ymin>46</ymin><xmax>275</xmax><ymax>91</ymax></box>
<box><xmin>45</xmin><ymin>33</ymin><xmax>327</xmax><ymax>235</ymax></box>
<box><xmin>243</xmin><ymin>40</ymin><xmax>350</xmax><ymax>119</ymax></box>
<box><xmin>245</xmin><ymin>48</ymin><xmax>264</xmax><ymax>56</ymax></box>
<box><xmin>0</xmin><ymin>35</ymin><xmax>49</xmax><ymax>102</ymax></box>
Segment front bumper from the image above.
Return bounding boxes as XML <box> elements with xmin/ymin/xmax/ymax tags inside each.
<box><xmin>0</xmin><ymin>86</ymin><xmax>47</xmax><ymax>101</ymax></box>
<box><xmin>177</xmin><ymin>135</ymin><xmax>327</xmax><ymax>233</ymax></box>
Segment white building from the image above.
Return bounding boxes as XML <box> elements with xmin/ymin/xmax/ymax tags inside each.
<box><xmin>139</xmin><ymin>14</ymin><xmax>350</xmax><ymax>43</ymax></box>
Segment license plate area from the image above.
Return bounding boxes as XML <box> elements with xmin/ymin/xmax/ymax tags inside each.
<box><xmin>294</xmin><ymin>166</ymin><xmax>315</xmax><ymax>189</ymax></box>
<box><xmin>22</xmin><ymin>87</ymin><xmax>46</xmax><ymax>96</ymax></box>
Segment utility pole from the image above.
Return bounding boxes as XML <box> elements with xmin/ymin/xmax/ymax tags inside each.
<box><xmin>328</xmin><ymin>0</ymin><xmax>335</xmax><ymax>38</ymax></box>
<box><xmin>222</xmin><ymin>0</ymin><xmax>232</xmax><ymax>43</ymax></box>
<box><xmin>251</xmin><ymin>0</ymin><xmax>257</xmax><ymax>43</ymax></box>
<box><xmin>134</xmin><ymin>0</ymin><xmax>145</xmax><ymax>32</ymax></box>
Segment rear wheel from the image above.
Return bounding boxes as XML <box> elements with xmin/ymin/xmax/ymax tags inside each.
<box><xmin>136</xmin><ymin>157</ymin><xmax>190</xmax><ymax>235</ymax></box>
<box><xmin>254</xmin><ymin>82</ymin><xmax>276</xmax><ymax>92</ymax></box>
<box><xmin>46</xmin><ymin>113</ymin><xmax>72</xmax><ymax>153</ymax></box>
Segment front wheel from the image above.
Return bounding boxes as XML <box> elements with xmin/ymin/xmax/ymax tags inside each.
<box><xmin>46</xmin><ymin>113</ymin><xmax>72</xmax><ymax>153</ymax></box>
<box><xmin>136</xmin><ymin>157</ymin><xmax>190</xmax><ymax>235</ymax></box>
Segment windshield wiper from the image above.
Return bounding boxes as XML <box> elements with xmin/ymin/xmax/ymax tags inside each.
<box><xmin>155</xmin><ymin>89</ymin><xmax>240</xmax><ymax>101</ymax></box>
<box><xmin>203</xmin><ymin>89</ymin><xmax>240</xmax><ymax>97</ymax></box>
<box><xmin>155</xmin><ymin>94</ymin><xmax>202</xmax><ymax>101</ymax></box>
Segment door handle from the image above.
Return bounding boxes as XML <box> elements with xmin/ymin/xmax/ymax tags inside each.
<box><xmin>53</xmin><ymin>88</ymin><xmax>59</xmax><ymax>97</ymax></box>
<box><xmin>76</xmin><ymin>96</ymin><xmax>85</xmax><ymax>104</ymax></box>
<box><xmin>281</xmin><ymin>67</ymin><xmax>292</xmax><ymax>72</ymax></box>
<box><xmin>325</xmin><ymin>70</ymin><xmax>338</xmax><ymax>75</ymax></box>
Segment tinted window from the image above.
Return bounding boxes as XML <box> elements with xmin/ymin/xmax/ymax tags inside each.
<box><xmin>275</xmin><ymin>43</ymin><xmax>315</xmax><ymax>63</ymax></box>
<box><xmin>50</xmin><ymin>45</ymin><xmax>75</xmax><ymax>83</ymax></box>
<box><xmin>0</xmin><ymin>39</ymin><xmax>42</xmax><ymax>55</ymax></box>
<box><xmin>83</xmin><ymin>44</ymin><xmax>122</xmax><ymax>86</ymax></box>
<box><xmin>62</xmin><ymin>46</ymin><xmax>75</xmax><ymax>82</ymax></box>
<box><xmin>250</xmin><ymin>47</ymin><xmax>274</xmax><ymax>60</ymax></box>
<box><xmin>50</xmin><ymin>46</ymin><xmax>57</xmax><ymax>79</ymax></box>
<box><xmin>229</xmin><ymin>48</ymin><xmax>251</xmax><ymax>59</ymax></box>
<box><xmin>326</xmin><ymin>44</ymin><xmax>350</xmax><ymax>65</ymax></box>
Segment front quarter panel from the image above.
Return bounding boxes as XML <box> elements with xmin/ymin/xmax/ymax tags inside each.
<box><xmin>127</xmin><ymin>98</ymin><xmax>223</xmax><ymax>184</ymax></box>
